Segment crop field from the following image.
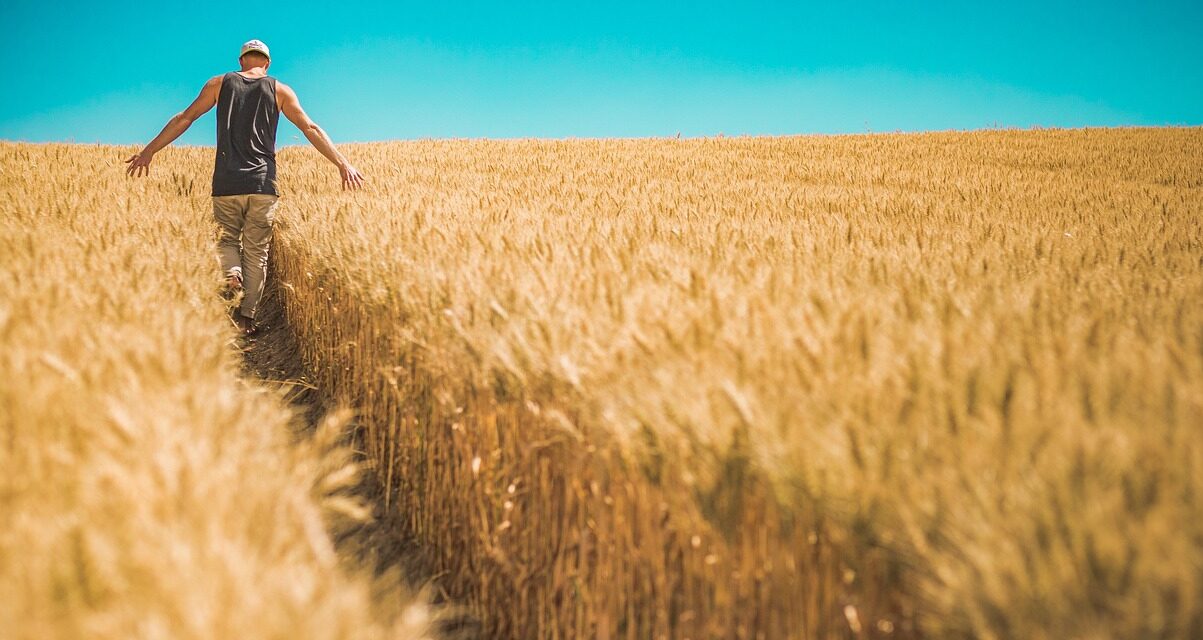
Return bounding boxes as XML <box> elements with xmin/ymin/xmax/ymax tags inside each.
<box><xmin>2</xmin><ymin>128</ymin><xmax>1201</xmax><ymax>639</ymax></box>
<box><xmin>0</xmin><ymin>144</ymin><xmax>426</xmax><ymax>640</ymax></box>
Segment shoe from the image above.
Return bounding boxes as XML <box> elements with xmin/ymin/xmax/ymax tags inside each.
<box><xmin>231</xmin><ymin>311</ymin><xmax>259</xmax><ymax>337</ymax></box>
<box><xmin>222</xmin><ymin>273</ymin><xmax>244</xmax><ymax>301</ymax></box>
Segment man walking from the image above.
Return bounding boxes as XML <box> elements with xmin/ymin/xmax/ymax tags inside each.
<box><xmin>126</xmin><ymin>39</ymin><xmax>364</xmax><ymax>334</ymax></box>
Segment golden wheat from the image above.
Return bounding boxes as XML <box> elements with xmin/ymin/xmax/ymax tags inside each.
<box><xmin>5</xmin><ymin>127</ymin><xmax>1199</xmax><ymax>640</ymax></box>
<box><xmin>0</xmin><ymin>143</ymin><xmax>427</xmax><ymax>640</ymax></box>
<box><xmin>268</xmin><ymin>128</ymin><xmax>1202</xmax><ymax>639</ymax></box>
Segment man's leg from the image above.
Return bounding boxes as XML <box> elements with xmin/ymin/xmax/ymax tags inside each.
<box><xmin>211</xmin><ymin>195</ymin><xmax>249</xmax><ymax>285</ymax></box>
<box><xmin>238</xmin><ymin>194</ymin><xmax>279</xmax><ymax>320</ymax></box>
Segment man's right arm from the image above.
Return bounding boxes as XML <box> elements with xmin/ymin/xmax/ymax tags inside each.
<box><xmin>277</xmin><ymin>82</ymin><xmax>365</xmax><ymax>190</ymax></box>
<box><xmin>126</xmin><ymin>75</ymin><xmax>222</xmax><ymax>177</ymax></box>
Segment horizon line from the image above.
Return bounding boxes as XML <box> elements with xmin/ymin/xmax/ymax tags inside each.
<box><xmin>3</xmin><ymin>123</ymin><xmax>1201</xmax><ymax>148</ymax></box>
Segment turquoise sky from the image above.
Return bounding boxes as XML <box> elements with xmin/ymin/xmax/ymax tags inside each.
<box><xmin>1</xmin><ymin>1</ymin><xmax>1199</xmax><ymax>144</ymax></box>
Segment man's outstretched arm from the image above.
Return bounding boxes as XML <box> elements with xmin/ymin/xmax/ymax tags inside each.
<box><xmin>126</xmin><ymin>76</ymin><xmax>222</xmax><ymax>177</ymax></box>
<box><xmin>277</xmin><ymin>82</ymin><xmax>365</xmax><ymax>190</ymax></box>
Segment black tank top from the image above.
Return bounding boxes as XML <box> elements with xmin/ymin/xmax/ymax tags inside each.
<box><xmin>212</xmin><ymin>72</ymin><xmax>279</xmax><ymax>196</ymax></box>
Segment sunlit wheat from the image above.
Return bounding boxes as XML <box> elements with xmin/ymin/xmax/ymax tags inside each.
<box><xmin>271</xmin><ymin>128</ymin><xmax>1203</xmax><ymax>639</ymax></box>
<box><xmin>0</xmin><ymin>143</ymin><xmax>427</xmax><ymax>640</ymax></box>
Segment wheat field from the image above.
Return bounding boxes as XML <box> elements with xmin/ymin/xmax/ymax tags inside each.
<box><xmin>3</xmin><ymin>128</ymin><xmax>1201</xmax><ymax>639</ymax></box>
<box><xmin>0</xmin><ymin>143</ymin><xmax>427</xmax><ymax>639</ymax></box>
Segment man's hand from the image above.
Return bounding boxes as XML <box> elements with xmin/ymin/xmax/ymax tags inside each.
<box><xmin>340</xmin><ymin>163</ymin><xmax>366</xmax><ymax>190</ymax></box>
<box><xmin>125</xmin><ymin>151</ymin><xmax>153</xmax><ymax>178</ymax></box>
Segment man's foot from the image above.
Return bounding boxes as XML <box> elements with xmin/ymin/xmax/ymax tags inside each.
<box><xmin>232</xmin><ymin>311</ymin><xmax>259</xmax><ymax>337</ymax></box>
<box><xmin>221</xmin><ymin>273</ymin><xmax>244</xmax><ymax>301</ymax></box>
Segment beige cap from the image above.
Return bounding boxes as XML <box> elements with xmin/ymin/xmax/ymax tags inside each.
<box><xmin>239</xmin><ymin>39</ymin><xmax>270</xmax><ymax>59</ymax></box>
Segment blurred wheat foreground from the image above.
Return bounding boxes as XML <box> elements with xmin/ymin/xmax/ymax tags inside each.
<box><xmin>0</xmin><ymin>143</ymin><xmax>427</xmax><ymax>640</ymax></box>
<box><xmin>271</xmin><ymin>128</ymin><xmax>1202</xmax><ymax>639</ymax></box>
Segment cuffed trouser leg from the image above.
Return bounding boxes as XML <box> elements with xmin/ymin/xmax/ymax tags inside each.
<box><xmin>211</xmin><ymin>194</ymin><xmax>279</xmax><ymax>319</ymax></box>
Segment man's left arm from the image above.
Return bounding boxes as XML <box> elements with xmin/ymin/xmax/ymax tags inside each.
<box><xmin>126</xmin><ymin>76</ymin><xmax>222</xmax><ymax>177</ymax></box>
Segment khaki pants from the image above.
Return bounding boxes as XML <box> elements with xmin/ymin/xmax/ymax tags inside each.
<box><xmin>212</xmin><ymin>194</ymin><xmax>278</xmax><ymax>319</ymax></box>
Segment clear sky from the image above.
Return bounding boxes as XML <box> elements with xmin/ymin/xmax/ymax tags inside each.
<box><xmin>1</xmin><ymin>1</ymin><xmax>1200</xmax><ymax>144</ymax></box>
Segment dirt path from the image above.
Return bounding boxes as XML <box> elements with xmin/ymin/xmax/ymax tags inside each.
<box><xmin>237</xmin><ymin>280</ymin><xmax>481</xmax><ymax>640</ymax></box>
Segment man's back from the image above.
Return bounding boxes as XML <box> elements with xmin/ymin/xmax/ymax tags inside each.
<box><xmin>125</xmin><ymin>39</ymin><xmax>364</xmax><ymax>195</ymax></box>
<box><xmin>213</xmin><ymin>72</ymin><xmax>280</xmax><ymax>197</ymax></box>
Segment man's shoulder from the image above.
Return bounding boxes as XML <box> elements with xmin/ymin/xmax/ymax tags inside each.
<box><xmin>195</xmin><ymin>74</ymin><xmax>226</xmax><ymax>101</ymax></box>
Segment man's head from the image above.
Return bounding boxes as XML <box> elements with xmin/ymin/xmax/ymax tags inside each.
<box><xmin>239</xmin><ymin>39</ymin><xmax>271</xmax><ymax>70</ymax></box>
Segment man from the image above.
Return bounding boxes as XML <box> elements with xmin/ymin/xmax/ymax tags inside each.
<box><xmin>126</xmin><ymin>39</ymin><xmax>364</xmax><ymax>334</ymax></box>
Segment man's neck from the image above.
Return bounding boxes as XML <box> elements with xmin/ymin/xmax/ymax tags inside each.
<box><xmin>237</xmin><ymin>66</ymin><xmax>268</xmax><ymax>77</ymax></box>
